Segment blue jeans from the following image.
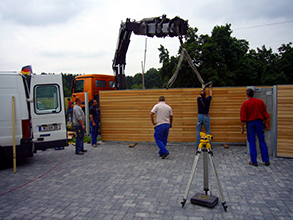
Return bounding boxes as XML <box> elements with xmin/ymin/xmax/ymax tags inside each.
<box><xmin>246</xmin><ymin>119</ymin><xmax>269</xmax><ymax>164</ymax></box>
<box><xmin>154</xmin><ymin>124</ymin><xmax>170</xmax><ymax>156</ymax></box>
<box><xmin>74</xmin><ymin>125</ymin><xmax>84</xmax><ymax>153</ymax></box>
<box><xmin>196</xmin><ymin>114</ymin><xmax>211</xmax><ymax>148</ymax></box>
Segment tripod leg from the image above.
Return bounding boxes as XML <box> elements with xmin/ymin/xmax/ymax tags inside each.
<box><xmin>181</xmin><ymin>151</ymin><xmax>201</xmax><ymax>208</ymax></box>
<box><xmin>203</xmin><ymin>149</ymin><xmax>209</xmax><ymax>195</ymax></box>
<box><xmin>208</xmin><ymin>154</ymin><xmax>228</xmax><ymax>212</ymax></box>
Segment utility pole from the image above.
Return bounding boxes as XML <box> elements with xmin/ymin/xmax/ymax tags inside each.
<box><xmin>141</xmin><ymin>61</ymin><xmax>145</xmax><ymax>90</ymax></box>
<box><xmin>142</xmin><ymin>38</ymin><xmax>147</xmax><ymax>89</ymax></box>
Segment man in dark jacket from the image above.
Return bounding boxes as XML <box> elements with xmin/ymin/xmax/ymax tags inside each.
<box><xmin>89</xmin><ymin>100</ymin><xmax>100</xmax><ymax>147</ymax></box>
<box><xmin>196</xmin><ymin>84</ymin><xmax>212</xmax><ymax>148</ymax></box>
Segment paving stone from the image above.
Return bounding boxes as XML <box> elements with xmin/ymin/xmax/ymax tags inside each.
<box><xmin>0</xmin><ymin>142</ymin><xmax>293</xmax><ymax>219</ymax></box>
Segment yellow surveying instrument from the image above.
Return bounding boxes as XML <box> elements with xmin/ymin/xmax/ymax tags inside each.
<box><xmin>181</xmin><ymin>132</ymin><xmax>228</xmax><ymax>212</ymax></box>
<box><xmin>198</xmin><ymin>132</ymin><xmax>213</xmax><ymax>150</ymax></box>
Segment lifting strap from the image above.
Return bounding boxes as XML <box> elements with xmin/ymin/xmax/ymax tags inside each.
<box><xmin>166</xmin><ymin>36</ymin><xmax>212</xmax><ymax>89</ymax></box>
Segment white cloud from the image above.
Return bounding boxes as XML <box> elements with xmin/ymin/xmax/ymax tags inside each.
<box><xmin>196</xmin><ymin>0</ymin><xmax>293</xmax><ymax>22</ymax></box>
<box><xmin>0</xmin><ymin>0</ymin><xmax>292</xmax><ymax>77</ymax></box>
<box><xmin>0</xmin><ymin>0</ymin><xmax>90</xmax><ymax>26</ymax></box>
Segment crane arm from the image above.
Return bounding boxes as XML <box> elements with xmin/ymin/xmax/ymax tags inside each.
<box><xmin>112</xmin><ymin>15</ymin><xmax>188</xmax><ymax>90</ymax></box>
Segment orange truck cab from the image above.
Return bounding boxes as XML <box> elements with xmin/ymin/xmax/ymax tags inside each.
<box><xmin>71</xmin><ymin>74</ymin><xmax>115</xmax><ymax>108</ymax></box>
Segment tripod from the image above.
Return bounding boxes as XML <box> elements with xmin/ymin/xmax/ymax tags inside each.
<box><xmin>181</xmin><ymin>132</ymin><xmax>228</xmax><ymax>212</ymax></box>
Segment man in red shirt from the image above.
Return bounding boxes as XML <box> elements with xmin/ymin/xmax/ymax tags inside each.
<box><xmin>240</xmin><ymin>88</ymin><xmax>270</xmax><ymax>166</ymax></box>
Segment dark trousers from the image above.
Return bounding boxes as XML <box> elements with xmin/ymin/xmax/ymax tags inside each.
<box><xmin>90</xmin><ymin>117</ymin><xmax>99</xmax><ymax>146</ymax></box>
<box><xmin>91</xmin><ymin>124</ymin><xmax>98</xmax><ymax>145</ymax></box>
<box><xmin>74</xmin><ymin>125</ymin><xmax>84</xmax><ymax>153</ymax></box>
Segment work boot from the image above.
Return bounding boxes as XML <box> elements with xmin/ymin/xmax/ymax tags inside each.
<box><xmin>162</xmin><ymin>153</ymin><xmax>169</xmax><ymax>159</ymax></box>
<box><xmin>249</xmin><ymin>161</ymin><xmax>258</xmax><ymax>166</ymax></box>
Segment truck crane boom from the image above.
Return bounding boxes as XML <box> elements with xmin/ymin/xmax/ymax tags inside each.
<box><xmin>113</xmin><ymin>14</ymin><xmax>188</xmax><ymax>90</ymax></box>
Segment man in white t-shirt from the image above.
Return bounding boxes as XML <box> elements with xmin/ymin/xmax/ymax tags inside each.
<box><xmin>150</xmin><ymin>96</ymin><xmax>173</xmax><ymax>159</ymax></box>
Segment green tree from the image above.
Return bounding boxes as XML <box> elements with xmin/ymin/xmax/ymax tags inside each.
<box><xmin>158</xmin><ymin>45</ymin><xmax>178</xmax><ymax>87</ymax></box>
<box><xmin>234</xmin><ymin>50</ymin><xmax>264</xmax><ymax>86</ymax></box>
<box><xmin>62</xmin><ymin>73</ymin><xmax>78</xmax><ymax>97</ymax></box>
<box><xmin>199</xmin><ymin>24</ymin><xmax>249</xmax><ymax>86</ymax></box>
<box><xmin>158</xmin><ymin>24</ymin><xmax>293</xmax><ymax>87</ymax></box>
<box><xmin>158</xmin><ymin>25</ymin><xmax>250</xmax><ymax>88</ymax></box>
<box><xmin>277</xmin><ymin>42</ymin><xmax>293</xmax><ymax>84</ymax></box>
<box><xmin>254</xmin><ymin>46</ymin><xmax>282</xmax><ymax>85</ymax></box>
<box><xmin>131</xmin><ymin>83</ymin><xmax>142</xmax><ymax>89</ymax></box>
<box><xmin>125</xmin><ymin>76</ymin><xmax>134</xmax><ymax>89</ymax></box>
<box><xmin>133</xmin><ymin>73</ymin><xmax>142</xmax><ymax>86</ymax></box>
<box><xmin>144</xmin><ymin>68</ymin><xmax>163</xmax><ymax>88</ymax></box>
<box><xmin>126</xmin><ymin>68</ymin><xmax>162</xmax><ymax>89</ymax></box>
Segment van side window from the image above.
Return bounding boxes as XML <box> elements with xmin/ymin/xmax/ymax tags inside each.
<box><xmin>96</xmin><ymin>80</ymin><xmax>106</xmax><ymax>87</ymax></box>
<box><xmin>75</xmin><ymin>80</ymin><xmax>84</xmax><ymax>93</ymax></box>
<box><xmin>109</xmin><ymin>81</ymin><xmax>115</xmax><ymax>88</ymax></box>
<box><xmin>34</xmin><ymin>84</ymin><xmax>61</xmax><ymax>114</ymax></box>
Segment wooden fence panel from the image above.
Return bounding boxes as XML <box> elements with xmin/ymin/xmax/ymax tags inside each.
<box><xmin>99</xmin><ymin>87</ymin><xmax>247</xmax><ymax>143</ymax></box>
<box><xmin>277</xmin><ymin>85</ymin><xmax>293</xmax><ymax>157</ymax></box>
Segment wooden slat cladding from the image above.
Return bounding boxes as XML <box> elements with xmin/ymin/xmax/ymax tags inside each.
<box><xmin>277</xmin><ymin>85</ymin><xmax>293</xmax><ymax>157</ymax></box>
<box><xmin>99</xmin><ymin>87</ymin><xmax>247</xmax><ymax>143</ymax></box>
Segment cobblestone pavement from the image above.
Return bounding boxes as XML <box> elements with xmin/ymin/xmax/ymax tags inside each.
<box><xmin>0</xmin><ymin>141</ymin><xmax>293</xmax><ymax>220</ymax></box>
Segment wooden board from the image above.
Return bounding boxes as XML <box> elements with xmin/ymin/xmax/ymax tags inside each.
<box><xmin>99</xmin><ymin>87</ymin><xmax>247</xmax><ymax>143</ymax></box>
<box><xmin>277</xmin><ymin>85</ymin><xmax>293</xmax><ymax>157</ymax></box>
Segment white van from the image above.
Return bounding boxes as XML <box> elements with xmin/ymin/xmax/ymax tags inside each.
<box><xmin>0</xmin><ymin>71</ymin><xmax>68</xmax><ymax>167</ymax></box>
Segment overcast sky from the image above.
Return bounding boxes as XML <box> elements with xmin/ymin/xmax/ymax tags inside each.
<box><xmin>0</xmin><ymin>0</ymin><xmax>292</xmax><ymax>76</ymax></box>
